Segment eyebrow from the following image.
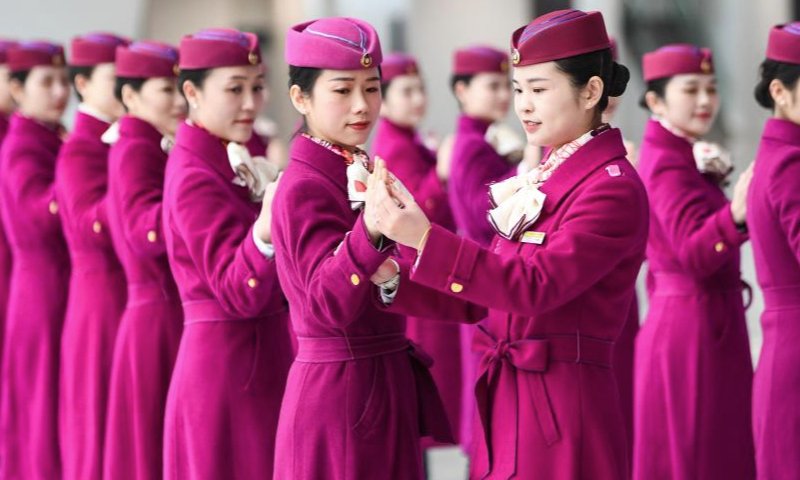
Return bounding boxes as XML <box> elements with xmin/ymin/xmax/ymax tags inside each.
<box><xmin>227</xmin><ymin>74</ymin><xmax>266</xmax><ymax>81</ymax></box>
<box><xmin>512</xmin><ymin>77</ymin><xmax>550</xmax><ymax>84</ymax></box>
<box><xmin>328</xmin><ymin>76</ymin><xmax>381</xmax><ymax>82</ymax></box>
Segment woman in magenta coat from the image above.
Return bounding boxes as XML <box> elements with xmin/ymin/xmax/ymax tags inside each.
<box><xmin>272</xmin><ymin>17</ymin><xmax>468</xmax><ymax>480</ymax></box>
<box><xmin>103</xmin><ymin>41</ymin><xmax>186</xmax><ymax>480</ymax></box>
<box><xmin>446</xmin><ymin>45</ymin><xmax>519</xmax><ymax>453</ymax></box>
<box><xmin>162</xmin><ymin>29</ymin><xmax>293</xmax><ymax>480</ymax></box>
<box><xmin>0</xmin><ymin>40</ymin><xmax>16</xmax><ymax>416</ymax></box>
<box><xmin>55</xmin><ymin>32</ymin><xmax>129</xmax><ymax>480</ymax></box>
<box><xmin>368</xmin><ymin>10</ymin><xmax>646</xmax><ymax>480</ymax></box>
<box><xmin>0</xmin><ymin>41</ymin><xmax>71</xmax><ymax>480</ymax></box>
<box><xmin>633</xmin><ymin>45</ymin><xmax>755</xmax><ymax>480</ymax></box>
<box><xmin>748</xmin><ymin>23</ymin><xmax>800</xmax><ymax>480</ymax></box>
<box><xmin>372</xmin><ymin>53</ymin><xmax>464</xmax><ymax>455</ymax></box>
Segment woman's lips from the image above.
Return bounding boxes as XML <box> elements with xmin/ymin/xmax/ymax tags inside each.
<box><xmin>235</xmin><ymin>119</ymin><xmax>255</xmax><ymax>125</ymax></box>
<box><xmin>348</xmin><ymin>121</ymin><xmax>370</xmax><ymax>131</ymax></box>
<box><xmin>523</xmin><ymin>120</ymin><xmax>541</xmax><ymax>133</ymax></box>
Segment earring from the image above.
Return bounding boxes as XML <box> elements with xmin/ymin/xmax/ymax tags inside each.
<box><xmin>190</xmin><ymin>102</ymin><xmax>198</xmax><ymax>109</ymax></box>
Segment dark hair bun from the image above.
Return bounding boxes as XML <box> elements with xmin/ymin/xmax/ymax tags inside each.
<box><xmin>608</xmin><ymin>62</ymin><xmax>629</xmax><ymax>97</ymax></box>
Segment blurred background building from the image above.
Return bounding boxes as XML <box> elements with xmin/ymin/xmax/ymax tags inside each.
<box><xmin>2</xmin><ymin>1</ymin><xmax>796</xmax><ymax>478</ymax></box>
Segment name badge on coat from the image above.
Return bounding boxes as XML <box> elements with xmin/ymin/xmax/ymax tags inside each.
<box><xmin>521</xmin><ymin>231</ymin><xmax>546</xmax><ymax>245</ymax></box>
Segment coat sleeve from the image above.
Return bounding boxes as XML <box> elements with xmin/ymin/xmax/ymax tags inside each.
<box><xmin>115</xmin><ymin>142</ymin><xmax>167</xmax><ymax>257</ymax></box>
<box><xmin>170</xmin><ymin>165</ymin><xmax>279</xmax><ymax>318</ymax></box>
<box><xmin>272</xmin><ymin>176</ymin><xmax>393</xmax><ymax>329</ymax></box>
<box><xmin>409</xmin><ymin>174</ymin><xmax>648</xmax><ymax>317</ymax></box>
<box><xmin>458</xmin><ymin>142</ymin><xmax>515</xmax><ymax>245</ymax></box>
<box><xmin>768</xmin><ymin>153</ymin><xmax>800</xmax><ymax>259</ymax></box>
<box><xmin>56</xmin><ymin>140</ymin><xmax>112</xmax><ymax>246</ymax></box>
<box><xmin>11</xmin><ymin>145</ymin><xmax>63</xmax><ymax>237</ymax></box>
<box><xmin>647</xmin><ymin>154</ymin><xmax>747</xmax><ymax>278</ymax></box>
<box><xmin>380</xmin><ymin>256</ymin><xmax>488</xmax><ymax>322</ymax></box>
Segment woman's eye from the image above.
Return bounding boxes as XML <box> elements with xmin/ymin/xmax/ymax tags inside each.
<box><xmin>513</xmin><ymin>88</ymin><xmax>522</xmax><ymax>94</ymax></box>
<box><xmin>366</xmin><ymin>87</ymin><xmax>379</xmax><ymax>93</ymax></box>
<box><xmin>254</xmin><ymin>85</ymin><xmax>265</xmax><ymax>92</ymax></box>
<box><xmin>229</xmin><ymin>86</ymin><xmax>243</xmax><ymax>94</ymax></box>
<box><xmin>532</xmin><ymin>88</ymin><xmax>545</xmax><ymax>94</ymax></box>
<box><xmin>334</xmin><ymin>88</ymin><xmax>350</xmax><ymax>94</ymax></box>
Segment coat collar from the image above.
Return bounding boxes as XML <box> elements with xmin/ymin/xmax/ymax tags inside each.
<box><xmin>72</xmin><ymin>110</ymin><xmax>112</xmax><ymax>142</ymax></box>
<box><xmin>118</xmin><ymin>115</ymin><xmax>163</xmax><ymax>145</ymax></box>
<box><xmin>762</xmin><ymin>117</ymin><xmax>800</xmax><ymax>147</ymax></box>
<box><xmin>457</xmin><ymin>114</ymin><xmax>492</xmax><ymax>137</ymax></box>
<box><xmin>538</xmin><ymin>127</ymin><xmax>627</xmax><ymax>214</ymax></box>
<box><xmin>643</xmin><ymin>118</ymin><xmax>694</xmax><ymax>164</ymax></box>
<box><xmin>289</xmin><ymin>134</ymin><xmax>350</xmax><ymax>195</ymax></box>
<box><xmin>9</xmin><ymin>112</ymin><xmax>62</xmax><ymax>156</ymax></box>
<box><xmin>174</xmin><ymin>121</ymin><xmax>234</xmax><ymax>182</ymax></box>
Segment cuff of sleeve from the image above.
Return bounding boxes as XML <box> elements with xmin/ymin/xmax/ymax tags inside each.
<box><xmin>410</xmin><ymin>224</ymin><xmax>462</xmax><ymax>291</ymax></box>
<box><xmin>252</xmin><ymin>228</ymin><xmax>276</xmax><ymax>258</ymax></box>
<box><xmin>242</xmin><ymin>225</ymin><xmax>276</xmax><ymax>275</ymax></box>
<box><xmin>345</xmin><ymin>212</ymin><xmax>395</xmax><ymax>277</ymax></box>
<box><xmin>714</xmin><ymin>203</ymin><xmax>749</xmax><ymax>247</ymax></box>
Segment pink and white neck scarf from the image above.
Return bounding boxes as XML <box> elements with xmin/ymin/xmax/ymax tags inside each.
<box><xmin>488</xmin><ymin>124</ymin><xmax>610</xmax><ymax>240</ymax></box>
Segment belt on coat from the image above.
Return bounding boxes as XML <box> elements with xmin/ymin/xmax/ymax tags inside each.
<box><xmin>181</xmin><ymin>298</ymin><xmax>286</xmax><ymax>325</ymax></box>
<box><xmin>763</xmin><ymin>285</ymin><xmax>800</xmax><ymax>310</ymax></box>
<box><xmin>294</xmin><ymin>332</ymin><xmax>454</xmax><ymax>443</ymax></box>
<box><xmin>651</xmin><ymin>272</ymin><xmax>752</xmax><ymax>308</ymax></box>
<box><xmin>472</xmin><ymin>325</ymin><xmax>614</xmax><ymax>480</ymax></box>
<box><xmin>127</xmin><ymin>280</ymin><xmax>178</xmax><ymax>306</ymax></box>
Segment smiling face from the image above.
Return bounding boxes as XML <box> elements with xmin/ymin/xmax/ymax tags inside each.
<box><xmin>512</xmin><ymin>61</ymin><xmax>602</xmax><ymax>150</ymax></box>
<box><xmin>646</xmin><ymin>73</ymin><xmax>719</xmax><ymax>137</ymax></box>
<box><xmin>10</xmin><ymin>65</ymin><xmax>70</xmax><ymax>124</ymax></box>
<box><xmin>381</xmin><ymin>74</ymin><xmax>426</xmax><ymax>128</ymax></box>
<box><xmin>455</xmin><ymin>72</ymin><xmax>511</xmax><ymax>123</ymax></box>
<box><xmin>184</xmin><ymin>64</ymin><xmax>265</xmax><ymax>143</ymax></box>
<box><xmin>290</xmin><ymin>67</ymin><xmax>382</xmax><ymax>148</ymax></box>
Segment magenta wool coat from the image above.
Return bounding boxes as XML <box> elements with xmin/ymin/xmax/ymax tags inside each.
<box><xmin>448</xmin><ymin>114</ymin><xmax>516</xmax><ymax>452</ymax></box>
<box><xmin>103</xmin><ymin>116</ymin><xmax>184</xmax><ymax>480</ymax></box>
<box><xmin>55</xmin><ymin>110</ymin><xmax>128</xmax><ymax>480</ymax></box>
<box><xmin>0</xmin><ymin>113</ymin><xmax>70</xmax><ymax>479</ymax></box>
<box><xmin>373</xmin><ymin>117</ymin><xmax>463</xmax><ymax>446</ymax></box>
<box><xmin>0</xmin><ymin>111</ymin><xmax>13</xmax><ymax>424</ymax></box>
<box><xmin>271</xmin><ymin>135</ymin><xmax>462</xmax><ymax>480</ymax></box>
<box><xmin>388</xmin><ymin>127</ymin><xmax>648</xmax><ymax>480</ymax></box>
<box><xmin>162</xmin><ymin>122</ymin><xmax>293</xmax><ymax>480</ymax></box>
<box><xmin>633</xmin><ymin>119</ymin><xmax>755</xmax><ymax>480</ymax></box>
<box><xmin>748</xmin><ymin>118</ymin><xmax>800</xmax><ymax>480</ymax></box>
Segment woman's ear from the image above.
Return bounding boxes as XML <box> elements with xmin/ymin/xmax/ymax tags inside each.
<box><xmin>645</xmin><ymin>90</ymin><xmax>665</xmax><ymax>116</ymax></box>
<box><xmin>583</xmin><ymin>76</ymin><xmax>604</xmax><ymax>110</ymax></box>
<box><xmin>120</xmin><ymin>83</ymin><xmax>137</xmax><ymax>113</ymax></box>
<box><xmin>770</xmin><ymin>78</ymin><xmax>790</xmax><ymax>110</ymax></box>
<box><xmin>183</xmin><ymin>80</ymin><xmax>199</xmax><ymax>110</ymax></box>
<box><xmin>454</xmin><ymin>80</ymin><xmax>469</xmax><ymax>106</ymax></box>
<box><xmin>73</xmin><ymin>73</ymin><xmax>90</xmax><ymax>99</ymax></box>
<box><xmin>289</xmin><ymin>84</ymin><xmax>309</xmax><ymax>115</ymax></box>
<box><xmin>8</xmin><ymin>78</ymin><xmax>24</xmax><ymax>105</ymax></box>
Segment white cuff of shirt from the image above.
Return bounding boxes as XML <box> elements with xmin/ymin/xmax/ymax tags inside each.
<box><xmin>378</xmin><ymin>259</ymin><xmax>401</xmax><ymax>305</ymax></box>
<box><xmin>253</xmin><ymin>230</ymin><xmax>275</xmax><ymax>258</ymax></box>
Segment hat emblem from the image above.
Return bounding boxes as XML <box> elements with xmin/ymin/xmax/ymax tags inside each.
<box><xmin>700</xmin><ymin>59</ymin><xmax>711</xmax><ymax>73</ymax></box>
<box><xmin>248</xmin><ymin>51</ymin><xmax>258</xmax><ymax>65</ymax></box>
<box><xmin>511</xmin><ymin>48</ymin><xmax>520</xmax><ymax>65</ymax></box>
<box><xmin>53</xmin><ymin>55</ymin><xmax>63</xmax><ymax>66</ymax></box>
<box><xmin>173</xmin><ymin>64</ymin><xmax>180</xmax><ymax>76</ymax></box>
<box><xmin>361</xmin><ymin>53</ymin><xmax>372</xmax><ymax>68</ymax></box>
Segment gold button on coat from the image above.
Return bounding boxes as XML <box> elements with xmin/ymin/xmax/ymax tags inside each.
<box><xmin>247</xmin><ymin>278</ymin><xmax>258</xmax><ymax>288</ymax></box>
<box><xmin>49</xmin><ymin>201</ymin><xmax>59</xmax><ymax>214</ymax></box>
<box><xmin>450</xmin><ymin>282</ymin><xmax>464</xmax><ymax>293</ymax></box>
<box><xmin>350</xmin><ymin>274</ymin><xmax>361</xmax><ymax>286</ymax></box>
<box><xmin>714</xmin><ymin>242</ymin><xmax>725</xmax><ymax>252</ymax></box>
<box><xmin>147</xmin><ymin>230</ymin><xmax>157</xmax><ymax>243</ymax></box>
<box><xmin>92</xmin><ymin>221</ymin><xmax>102</xmax><ymax>233</ymax></box>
